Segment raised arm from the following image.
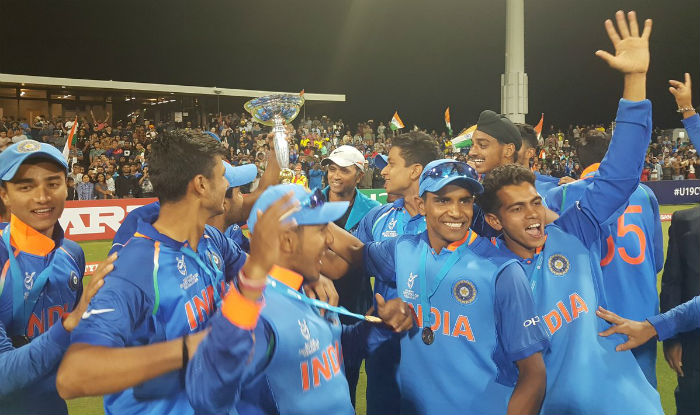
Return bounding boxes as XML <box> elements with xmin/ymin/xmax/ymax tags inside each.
<box><xmin>559</xmin><ymin>11</ymin><xmax>653</xmax><ymax>243</ymax></box>
<box><xmin>669</xmin><ymin>73</ymin><xmax>700</xmax><ymax>149</ymax></box>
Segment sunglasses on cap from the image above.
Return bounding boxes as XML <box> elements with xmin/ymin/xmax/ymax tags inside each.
<box><xmin>421</xmin><ymin>161</ymin><xmax>478</xmax><ymax>181</ymax></box>
<box><xmin>301</xmin><ymin>188</ymin><xmax>326</xmax><ymax>209</ymax></box>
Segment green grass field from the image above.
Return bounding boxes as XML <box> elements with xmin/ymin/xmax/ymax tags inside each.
<box><xmin>67</xmin><ymin>204</ymin><xmax>693</xmax><ymax>415</ymax></box>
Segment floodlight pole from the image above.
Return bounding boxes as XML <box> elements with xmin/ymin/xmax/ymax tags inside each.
<box><xmin>501</xmin><ymin>0</ymin><xmax>527</xmax><ymax>123</ymax></box>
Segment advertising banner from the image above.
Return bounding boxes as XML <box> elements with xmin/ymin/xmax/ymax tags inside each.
<box><xmin>643</xmin><ymin>180</ymin><xmax>700</xmax><ymax>205</ymax></box>
<box><xmin>58</xmin><ymin>198</ymin><xmax>157</xmax><ymax>241</ymax></box>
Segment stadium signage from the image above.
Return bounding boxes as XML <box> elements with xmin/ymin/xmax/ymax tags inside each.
<box><xmin>644</xmin><ymin>179</ymin><xmax>700</xmax><ymax>205</ymax></box>
<box><xmin>59</xmin><ymin>198</ymin><xmax>158</xmax><ymax>241</ymax></box>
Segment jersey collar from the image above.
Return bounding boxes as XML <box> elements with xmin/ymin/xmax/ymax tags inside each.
<box><xmin>419</xmin><ymin>229</ymin><xmax>477</xmax><ymax>255</ymax></box>
<box><xmin>268</xmin><ymin>265</ymin><xmax>303</xmax><ymax>290</ymax></box>
<box><xmin>134</xmin><ymin>220</ymin><xmax>189</xmax><ymax>250</ymax></box>
<box><xmin>4</xmin><ymin>214</ymin><xmax>61</xmax><ymax>256</ymax></box>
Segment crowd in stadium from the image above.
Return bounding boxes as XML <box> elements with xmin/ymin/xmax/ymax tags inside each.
<box><xmin>0</xmin><ymin>104</ymin><xmax>697</xmax><ymax>201</ymax></box>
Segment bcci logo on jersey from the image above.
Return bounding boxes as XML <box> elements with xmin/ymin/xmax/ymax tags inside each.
<box><xmin>453</xmin><ymin>280</ymin><xmax>477</xmax><ymax>304</ymax></box>
<box><xmin>548</xmin><ymin>254</ymin><xmax>570</xmax><ymax>276</ymax></box>
<box><xmin>402</xmin><ymin>272</ymin><xmax>419</xmax><ymax>300</ymax></box>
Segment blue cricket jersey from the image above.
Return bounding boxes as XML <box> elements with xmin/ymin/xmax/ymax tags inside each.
<box><xmin>365</xmin><ymin>231</ymin><xmax>549</xmax><ymax>414</ymax></box>
<box><xmin>534</xmin><ymin>172</ymin><xmax>559</xmax><ymax>197</ymax></box>
<box><xmin>0</xmin><ymin>217</ymin><xmax>85</xmax><ymax>415</ymax></box>
<box><xmin>682</xmin><ymin>113</ymin><xmax>700</xmax><ymax>149</ymax></box>
<box><xmin>109</xmin><ymin>201</ymin><xmax>160</xmax><ymax>255</ymax></box>
<box><xmin>546</xmin><ymin>168</ymin><xmax>663</xmax><ymax>386</ymax></box>
<box><xmin>186</xmin><ymin>266</ymin><xmax>368</xmax><ymax>415</ymax></box>
<box><xmin>353</xmin><ymin>198</ymin><xmax>425</xmax><ymax>415</ymax></box>
<box><xmin>495</xmin><ymin>99</ymin><xmax>663</xmax><ymax>414</ymax></box>
<box><xmin>224</xmin><ymin>223</ymin><xmax>250</xmax><ymax>253</ymax></box>
<box><xmin>71</xmin><ymin>221</ymin><xmax>246</xmax><ymax>415</ymax></box>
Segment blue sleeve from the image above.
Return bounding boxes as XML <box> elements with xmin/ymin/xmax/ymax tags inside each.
<box><xmin>681</xmin><ymin>113</ymin><xmax>700</xmax><ymax>150</ymax></box>
<box><xmin>0</xmin><ymin>320</ymin><xmax>71</xmax><ymax>397</ymax></box>
<box><xmin>354</xmin><ymin>206</ymin><xmax>380</xmax><ymax>243</ymax></box>
<box><xmin>495</xmin><ymin>262</ymin><xmax>550</xmax><ymax>363</ymax></box>
<box><xmin>544</xmin><ymin>185</ymin><xmax>564</xmax><ymax>214</ymax></box>
<box><xmin>340</xmin><ymin>320</ymin><xmax>371</xmax><ymax>369</ymax></box>
<box><xmin>556</xmin><ymin>99</ymin><xmax>652</xmax><ymax>246</ymax></box>
<box><xmin>70</xmin><ymin>272</ymin><xmax>151</xmax><ymax>347</ymax></box>
<box><xmin>186</xmin><ymin>312</ymin><xmax>272</xmax><ymax>414</ymax></box>
<box><xmin>364</xmin><ymin>238</ymin><xmax>397</xmax><ymax>287</ymax></box>
<box><xmin>647</xmin><ymin>296</ymin><xmax>700</xmax><ymax>341</ymax></box>
<box><xmin>110</xmin><ymin>202</ymin><xmax>159</xmax><ymax>255</ymax></box>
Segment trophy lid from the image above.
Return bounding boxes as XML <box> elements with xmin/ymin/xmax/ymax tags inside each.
<box><xmin>244</xmin><ymin>94</ymin><xmax>305</xmax><ymax>127</ymax></box>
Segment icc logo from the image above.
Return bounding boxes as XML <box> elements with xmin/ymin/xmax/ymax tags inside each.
<box><xmin>299</xmin><ymin>319</ymin><xmax>311</xmax><ymax>341</ymax></box>
<box><xmin>407</xmin><ymin>272</ymin><xmax>418</xmax><ymax>289</ymax></box>
<box><xmin>176</xmin><ymin>255</ymin><xmax>187</xmax><ymax>276</ymax></box>
<box><xmin>387</xmin><ymin>219</ymin><xmax>397</xmax><ymax>230</ymax></box>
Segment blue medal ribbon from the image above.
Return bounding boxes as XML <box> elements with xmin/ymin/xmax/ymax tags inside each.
<box><xmin>418</xmin><ymin>230</ymin><xmax>471</xmax><ymax>328</ymax></box>
<box><xmin>3</xmin><ymin>227</ymin><xmax>55</xmax><ymax>336</ymax></box>
<box><xmin>266</xmin><ymin>277</ymin><xmax>373</xmax><ymax>322</ymax></box>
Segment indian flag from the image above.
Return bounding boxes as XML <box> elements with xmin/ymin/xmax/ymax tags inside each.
<box><xmin>62</xmin><ymin>117</ymin><xmax>78</xmax><ymax>161</ymax></box>
<box><xmin>451</xmin><ymin>124</ymin><xmax>476</xmax><ymax>149</ymax></box>
<box><xmin>534</xmin><ymin>113</ymin><xmax>544</xmax><ymax>139</ymax></box>
<box><xmin>445</xmin><ymin>107</ymin><xmax>452</xmax><ymax>135</ymax></box>
<box><xmin>390</xmin><ymin>111</ymin><xmax>404</xmax><ymax>131</ymax></box>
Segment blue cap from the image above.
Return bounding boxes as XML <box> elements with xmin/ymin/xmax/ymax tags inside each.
<box><xmin>418</xmin><ymin>159</ymin><xmax>483</xmax><ymax>197</ymax></box>
<box><xmin>374</xmin><ymin>154</ymin><xmax>388</xmax><ymax>170</ymax></box>
<box><xmin>0</xmin><ymin>140</ymin><xmax>68</xmax><ymax>182</ymax></box>
<box><xmin>247</xmin><ymin>184</ymin><xmax>349</xmax><ymax>234</ymax></box>
<box><xmin>223</xmin><ymin>161</ymin><xmax>257</xmax><ymax>188</ymax></box>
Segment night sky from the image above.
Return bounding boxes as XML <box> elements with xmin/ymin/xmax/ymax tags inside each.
<box><xmin>1</xmin><ymin>0</ymin><xmax>698</xmax><ymax>131</ymax></box>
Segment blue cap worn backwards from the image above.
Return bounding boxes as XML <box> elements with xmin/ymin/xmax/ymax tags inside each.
<box><xmin>0</xmin><ymin>140</ymin><xmax>68</xmax><ymax>182</ymax></box>
<box><xmin>247</xmin><ymin>184</ymin><xmax>349</xmax><ymax>234</ymax></box>
<box><xmin>419</xmin><ymin>159</ymin><xmax>483</xmax><ymax>197</ymax></box>
<box><xmin>223</xmin><ymin>161</ymin><xmax>257</xmax><ymax>189</ymax></box>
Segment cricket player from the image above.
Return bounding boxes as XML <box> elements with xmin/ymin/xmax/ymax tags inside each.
<box><xmin>515</xmin><ymin>123</ymin><xmax>560</xmax><ymax>196</ymax></box>
<box><xmin>476</xmin><ymin>11</ymin><xmax>663</xmax><ymax>413</ymax></box>
<box><xmin>545</xmin><ymin>129</ymin><xmax>663</xmax><ymax>386</ymax></box>
<box><xmin>185</xmin><ymin>184</ymin><xmax>413</xmax><ymax>415</ymax></box>
<box><xmin>0</xmin><ymin>140</ymin><xmax>114</xmax><ymax>414</ymax></box>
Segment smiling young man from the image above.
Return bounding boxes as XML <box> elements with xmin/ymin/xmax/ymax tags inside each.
<box><xmin>357</xmin><ymin>159</ymin><xmax>548</xmax><ymax>415</ymax></box>
<box><xmin>353</xmin><ymin>131</ymin><xmax>439</xmax><ymax>415</ymax></box>
<box><xmin>56</xmin><ymin>129</ymin><xmax>276</xmax><ymax>415</ymax></box>
<box><xmin>0</xmin><ymin>140</ymin><xmax>114</xmax><ymax>415</ymax></box>
<box><xmin>476</xmin><ymin>11</ymin><xmax>663</xmax><ymax>414</ymax></box>
<box><xmin>320</xmin><ymin>144</ymin><xmax>380</xmax><ymax>402</ymax></box>
<box><xmin>185</xmin><ymin>184</ymin><xmax>412</xmax><ymax>415</ymax></box>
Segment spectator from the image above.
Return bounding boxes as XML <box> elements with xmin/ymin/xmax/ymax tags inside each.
<box><xmin>115</xmin><ymin>164</ymin><xmax>139</xmax><ymax>198</ymax></box>
<box><xmin>66</xmin><ymin>177</ymin><xmax>78</xmax><ymax>200</ymax></box>
<box><xmin>290</xmin><ymin>162</ymin><xmax>308</xmax><ymax>188</ymax></box>
<box><xmin>94</xmin><ymin>173</ymin><xmax>113</xmax><ymax>199</ymax></box>
<box><xmin>139</xmin><ymin>166</ymin><xmax>155</xmax><ymax>197</ymax></box>
<box><xmin>307</xmin><ymin>161</ymin><xmax>324</xmax><ymax>190</ymax></box>
<box><xmin>76</xmin><ymin>175</ymin><xmax>95</xmax><ymax>200</ymax></box>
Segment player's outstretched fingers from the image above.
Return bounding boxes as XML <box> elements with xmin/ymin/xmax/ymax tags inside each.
<box><xmin>615</xmin><ymin>10</ymin><xmax>630</xmax><ymax>39</ymax></box>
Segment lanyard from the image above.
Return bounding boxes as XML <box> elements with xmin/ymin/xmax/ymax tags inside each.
<box><xmin>179</xmin><ymin>242</ymin><xmax>223</xmax><ymax>307</ymax></box>
<box><xmin>528</xmin><ymin>252</ymin><xmax>546</xmax><ymax>294</ymax></box>
<box><xmin>418</xmin><ymin>231</ymin><xmax>470</xmax><ymax>327</ymax></box>
<box><xmin>2</xmin><ymin>228</ymin><xmax>55</xmax><ymax>336</ymax></box>
<box><xmin>266</xmin><ymin>277</ymin><xmax>378</xmax><ymax>323</ymax></box>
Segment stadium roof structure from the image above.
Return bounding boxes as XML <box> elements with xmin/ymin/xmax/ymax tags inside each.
<box><xmin>0</xmin><ymin>73</ymin><xmax>346</xmax><ymax>102</ymax></box>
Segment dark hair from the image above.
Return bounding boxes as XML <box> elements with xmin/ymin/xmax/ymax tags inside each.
<box><xmin>576</xmin><ymin>130</ymin><xmax>610</xmax><ymax>168</ymax></box>
<box><xmin>515</xmin><ymin>123</ymin><xmax>538</xmax><ymax>149</ymax></box>
<box><xmin>149</xmin><ymin>129</ymin><xmax>226</xmax><ymax>203</ymax></box>
<box><xmin>391</xmin><ymin>131</ymin><xmax>440</xmax><ymax>167</ymax></box>
<box><xmin>477</xmin><ymin>164</ymin><xmax>535</xmax><ymax>214</ymax></box>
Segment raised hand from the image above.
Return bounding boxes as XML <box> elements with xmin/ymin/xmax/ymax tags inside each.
<box><xmin>595</xmin><ymin>11</ymin><xmax>652</xmax><ymax>75</ymax></box>
<box><xmin>62</xmin><ymin>252</ymin><xmax>117</xmax><ymax>332</ymax></box>
<box><xmin>596</xmin><ymin>306</ymin><xmax>657</xmax><ymax>351</ymax></box>
<box><xmin>669</xmin><ymin>73</ymin><xmax>695</xmax><ymax>116</ymax></box>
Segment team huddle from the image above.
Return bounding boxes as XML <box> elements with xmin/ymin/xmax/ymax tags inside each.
<box><xmin>1</xmin><ymin>10</ymin><xmax>700</xmax><ymax>415</ymax></box>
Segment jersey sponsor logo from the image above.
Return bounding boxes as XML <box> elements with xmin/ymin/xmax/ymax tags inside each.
<box><xmin>453</xmin><ymin>280</ymin><xmax>477</xmax><ymax>304</ymax></box>
<box><xmin>548</xmin><ymin>254</ymin><xmax>570</xmax><ymax>276</ymax></box>
<box><xmin>298</xmin><ymin>319</ymin><xmax>320</xmax><ymax>357</ymax></box>
<box><xmin>523</xmin><ymin>316</ymin><xmax>540</xmax><ymax>327</ymax></box>
<box><xmin>300</xmin><ymin>341</ymin><xmax>343</xmax><ymax>391</ymax></box>
<box><xmin>28</xmin><ymin>304</ymin><xmax>70</xmax><ymax>337</ymax></box>
<box><xmin>184</xmin><ymin>285</ymin><xmax>216</xmax><ymax>331</ymax></box>
<box><xmin>407</xmin><ymin>303</ymin><xmax>476</xmax><ymax>342</ymax></box>
<box><xmin>69</xmin><ymin>270</ymin><xmax>80</xmax><ymax>291</ymax></box>
<box><xmin>403</xmin><ymin>273</ymin><xmax>419</xmax><ymax>300</ymax></box>
<box><xmin>176</xmin><ymin>255</ymin><xmax>187</xmax><ymax>276</ymax></box>
<box><xmin>542</xmin><ymin>292</ymin><xmax>589</xmax><ymax>335</ymax></box>
<box><xmin>81</xmin><ymin>308</ymin><xmax>115</xmax><ymax>319</ymax></box>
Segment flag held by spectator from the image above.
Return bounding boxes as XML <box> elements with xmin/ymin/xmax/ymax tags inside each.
<box><xmin>62</xmin><ymin>117</ymin><xmax>78</xmax><ymax>161</ymax></box>
<box><xmin>534</xmin><ymin>113</ymin><xmax>544</xmax><ymax>139</ymax></box>
<box><xmin>390</xmin><ymin>111</ymin><xmax>405</xmax><ymax>131</ymax></box>
<box><xmin>451</xmin><ymin>124</ymin><xmax>476</xmax><ymax>149</ymax></box>
<box><xmin>445</xmin><ymin>107</ymin><xmax>452</xmax><ymax>135</ymax></box>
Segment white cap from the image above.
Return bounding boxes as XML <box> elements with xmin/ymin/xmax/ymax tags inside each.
<box><xmin>321</xmin><ymin>145</ymin><xmax>365</xmax><ymax>171</ymax></box>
